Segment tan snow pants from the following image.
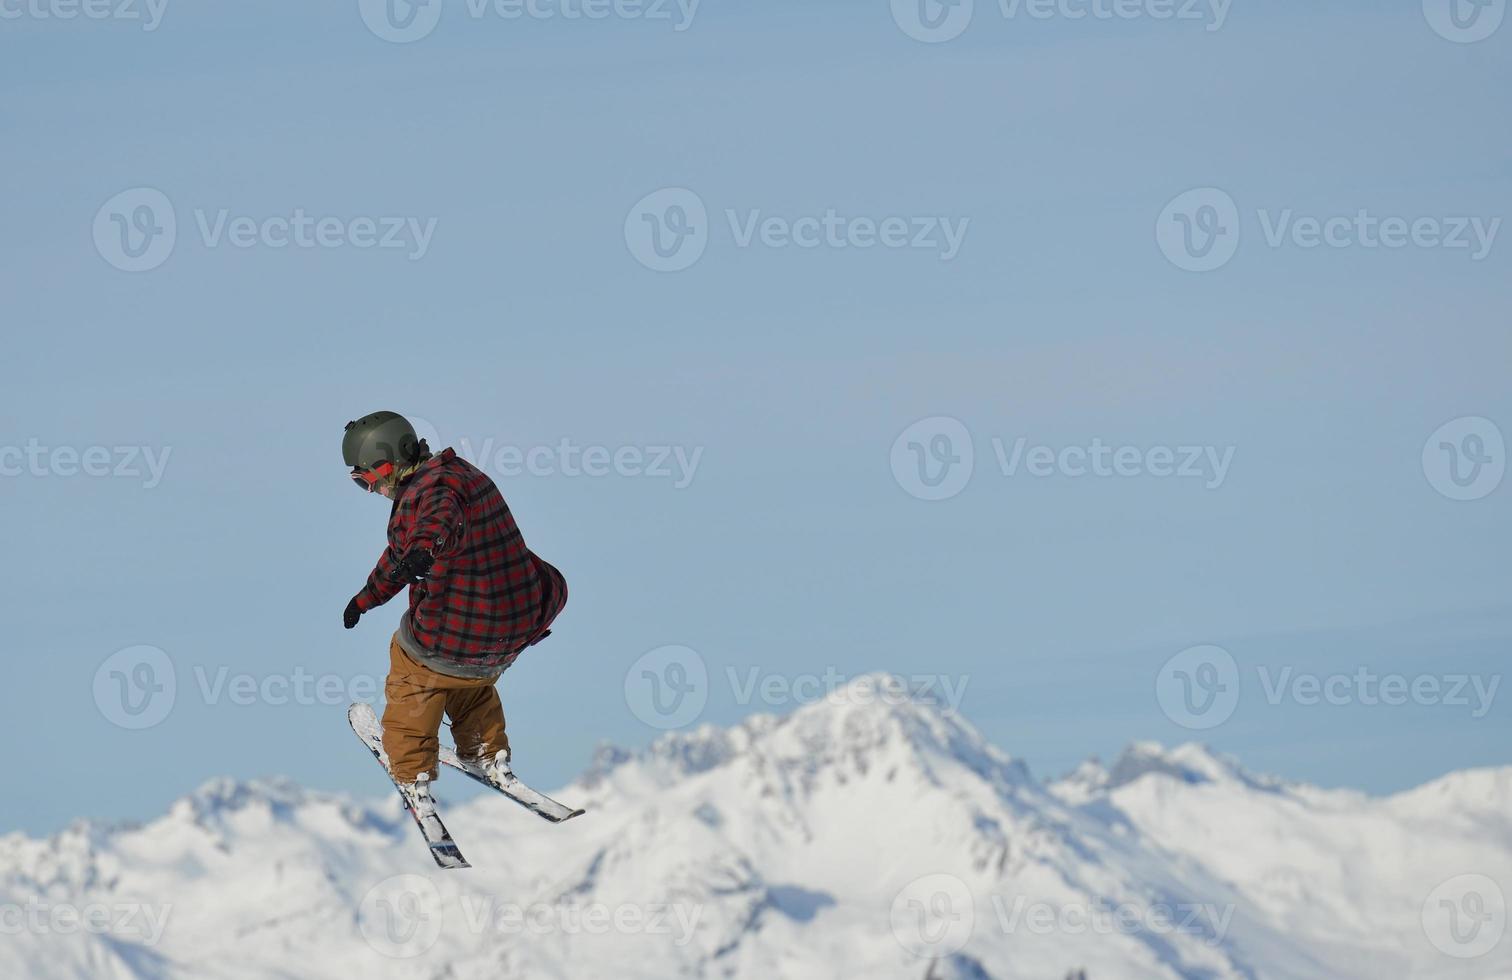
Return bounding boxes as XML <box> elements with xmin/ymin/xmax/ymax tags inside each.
<box><xmin>381</xmin><ymin>636</ymin><xmax>509</xmax><ymax>783</ymax></box>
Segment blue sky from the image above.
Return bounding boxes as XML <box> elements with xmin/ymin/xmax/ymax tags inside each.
<box><xmin>2</xmin><ymin>0</ymin><xmax>1509</xmax><ymax>834</ymax></box>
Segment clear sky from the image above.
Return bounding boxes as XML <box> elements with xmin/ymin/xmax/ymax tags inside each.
<box><xmin>2</xmin><ymin>0</ymin><xmax>1509</xmax><ymax>834</ymax></box>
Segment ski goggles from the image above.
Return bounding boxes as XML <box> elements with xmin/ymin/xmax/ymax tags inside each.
<box><xmin>350</xmin><ymin>461</ymin><xmax>396</xmax><ymax>492</ymax></box>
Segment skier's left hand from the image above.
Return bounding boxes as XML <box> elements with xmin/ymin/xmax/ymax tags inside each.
<box><xmin>395</xmin><ymin>549</ymin><xmax>435</xmax><ymax>584</ymax></box>
<box><xmin>343</xmin><ymin>597</ymin><xmax>362</xmax><ymax>630</ymax></box>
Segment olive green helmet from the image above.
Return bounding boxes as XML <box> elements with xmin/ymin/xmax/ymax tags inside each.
<box><xmin>342</xmin><ymin>411</ymin><xmax>422</xmax><ymax>470</ymax></box>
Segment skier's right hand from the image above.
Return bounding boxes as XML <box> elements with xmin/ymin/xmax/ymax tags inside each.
<box><xmin>343</xmin><ymin>597</ymin><xmax>363</xmax><ymax>630</ymax></box>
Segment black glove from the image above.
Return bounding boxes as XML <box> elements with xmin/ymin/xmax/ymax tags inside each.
<box><xmin>395</xmin><ymin>549</ymin><xmax>436</xmax><ymax>584</ymax></box>
<box><xmin>343</xmin><ymin>597</ymin><xmax>363</xmax><ymax>630</ymax></box>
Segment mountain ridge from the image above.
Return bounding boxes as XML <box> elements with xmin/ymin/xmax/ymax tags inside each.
<box><xmin>2</xmin><ymin>673</ymin><xmax>1506</xmax><ymax>980</ymax></box>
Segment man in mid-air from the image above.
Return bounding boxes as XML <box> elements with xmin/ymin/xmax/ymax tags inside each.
<box><xmin>341</xmin><ymin>410</ymin><xmax>567</xmax><ymax>811</ymax></box>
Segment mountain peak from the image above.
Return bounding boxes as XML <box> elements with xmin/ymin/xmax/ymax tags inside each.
<box><xmin>1053</xmin><ymin>741</ymin><xmax>1279</xmax><ymax>803</ymax></box>
<box><xmin>1108</xmin><ymin>741</ymin><xmax>1278</xmax><ymax>791</ymax></box>
<box><xmin>780</xmin><ymin>673</ymin><xmax>1013</xmax><ymax>770</ymax></box>
<box><xmin>169</xmin><ymin>775</ymin><xmax>311</xmax><ymax>823</ymax></box>
<box><xmin>578</xmin><ymin>673</ymin><xmax>1026</xmax><ymax>802</ymax></box>
<box><xmin>1106</xmin><ymin>741</ymin><xmax>1267</xmax><ymax>789</ymax></box>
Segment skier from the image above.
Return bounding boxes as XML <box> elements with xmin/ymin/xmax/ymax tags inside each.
<box><xmin>341</xmin><ymin>411</ymin><xmax>567</xmax><ymax>816</ymax></box>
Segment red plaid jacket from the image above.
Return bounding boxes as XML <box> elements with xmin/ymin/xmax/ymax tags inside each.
<box><xmin>354</xmin><ymin>449</ymin><xmax>566</xmax><ymax>672</ymax></box>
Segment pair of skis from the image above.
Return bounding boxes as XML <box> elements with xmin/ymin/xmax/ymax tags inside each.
<box><xmin>348</xmin><ymin>702</ymin><xmax>584</xmax><ymax>869</ymax></box>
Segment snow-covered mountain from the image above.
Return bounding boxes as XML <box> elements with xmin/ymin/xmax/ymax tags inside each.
<box><xmin>2</xmin><ymin>674</ymin><xmax>1507</xmax><ymax>980</ymax></box>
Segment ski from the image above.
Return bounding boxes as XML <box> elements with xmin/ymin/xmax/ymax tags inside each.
<box><xmin>347</xmin><ymin>703</ymin><xmax>471</xmax><ymax>870</ymax></box>
<box><xmin>439</xmin><ymin>746</ymin><xmax>586</xmax><ymax>823</ymax></box>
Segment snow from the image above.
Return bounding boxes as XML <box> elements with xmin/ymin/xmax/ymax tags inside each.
<box><xmin>1</xmin><ymin>673</ymin><xmax>1507</xmax><ymax>979</ymax></box>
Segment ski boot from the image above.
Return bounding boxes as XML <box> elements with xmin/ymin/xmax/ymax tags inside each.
<box><xmin>399</xmin><ymin>772</ymin><xmax>438</xmax><ymax>818</ymax></box>
<box><xmin>482</xmin><ymin>749</ymin><xmax>514</xmax><ymax>789</ymax></box>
